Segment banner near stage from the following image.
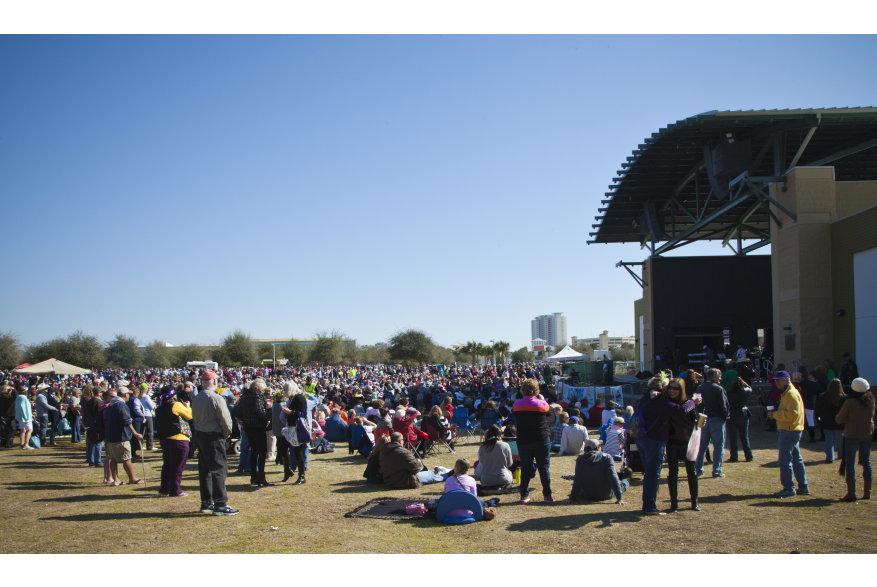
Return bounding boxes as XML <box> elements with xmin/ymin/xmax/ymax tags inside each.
<box><xmin>555</xmin><ymin>382</ymin><xmax>624</xmax><ymax>407</ymax></box>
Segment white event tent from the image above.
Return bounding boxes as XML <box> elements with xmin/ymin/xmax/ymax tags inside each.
<box><xmin>547</xmin><ymin>346</ymin><xmax>590</xmax><ymax>362</ymax></box>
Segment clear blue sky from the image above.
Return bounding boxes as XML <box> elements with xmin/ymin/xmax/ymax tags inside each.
<box><xmin>2</xmin><ymin>35</ymin><xmax>876</xmax><ymax>349</ymax></box>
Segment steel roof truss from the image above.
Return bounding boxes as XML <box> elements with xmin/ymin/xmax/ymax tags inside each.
<box><xmin>653</xmin><ymin>193</ymin><xmax>752</xmax><ymax>256</ymax></box>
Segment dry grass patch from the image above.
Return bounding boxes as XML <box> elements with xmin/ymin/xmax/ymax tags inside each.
<box><xmin>1</xmin><ymin>427</ymin><xmax>875</xmax><ymax>554</ymax></box>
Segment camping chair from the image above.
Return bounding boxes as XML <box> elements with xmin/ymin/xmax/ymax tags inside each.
<box><xmin>423</xmin><ymin>423</ymin><xmax>457</xmax><ymax>457</ymax></box>
<box><xmin>479</xmin><ymin>410</ymin><xmax>501</xmax><ymax>433</ymax></box>
<box><xmin>373</xmin><ymin>427</ymin><xmax>391</xmax><ymax>442</ymax></box>
<box><xmin>450</xmin><ymin>408</ymin><xmax>475</xmax><ymax>441</ymax></box>
<box><xmin>406</xmin><ymin>429</ymin><xmax>427</xmax><ymax>458</ymax></box>
<box><xmin>435</xmin><ymin>490</ymin><xmax>484</xmax><ymax>525</ymax></box>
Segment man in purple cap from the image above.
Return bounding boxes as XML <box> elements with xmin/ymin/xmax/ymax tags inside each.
<box><xmin>191</xmin><ymin>370</ymin><xmax>237</xmax><ymax>516</ymax></box>
<box><xmin>771</xmin><ymin>370</ymin><xmax>809</xmax><ymax>498</ymax></box>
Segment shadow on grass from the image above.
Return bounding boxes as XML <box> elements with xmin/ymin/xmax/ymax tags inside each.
<box><xmin>0</xmin><ymin>462</ymin><xmax>95</xmax><ymax>469</ymax></box>
<box><xmin>39</xmin><ymin>512</ymin><xmax>203</xmax><ymax>522</ymax></box>
<box><xmin>2</xmin><ymin>481</ymin><xmax>92</xmax><ymax>491</ymax></box>
<box><xmin>331</xmin><ymin>480</ymin><xmax>392</xmax><ymax>494</ymax></box>
<box><xmin>749</xmin><ymin>498</ymin><xmax>835</xmax><ymax>508</ymax></box>
<box><xmin>33</xmin><ymin>493</ymin><xmax>150</xmax><ymax>503</ymax></box>
<box><xmin>506</xmin><ymin>510</ymin><xmax>646</xmax><ymax>531</ymax></box>
<box><xmin>699</xmin><ymin>492</ymin><xmax>769</xmax><ymax>504</ymax></box>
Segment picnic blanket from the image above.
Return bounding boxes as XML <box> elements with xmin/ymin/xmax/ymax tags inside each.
<box><xmin>345</xmin><ymin>498</ymin><xmax>435</xmax><ymax>520</ymax></box>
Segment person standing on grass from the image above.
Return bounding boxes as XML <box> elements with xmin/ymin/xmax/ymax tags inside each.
<box><xmin>155</xmin><ymin>385</ymin><xmax>193</xmax><ymax>498</ymax></box>
<box><xmin>633</xmin><ymin>375</ymin><xmax>701</xmax><ymax>515</ymax></box>
<box><xmin>139</xmin><ymin>383</ymin><xmax>157</xmax><ymax>451</ymax></box>
<box><xmin>694</xmin><ymin>368</ymin><xmax>729</xmax><ymax>479</ymax></box>
<box><xmin>664</xmin><ymin>378</ymin><xmax>699</xmax><ymax>512</ymax></box>
<box><xmin>104</xmin><ymin>386</ymin><xmax>144</xmax><ymax>486</ymax></box>
<box><xmin>512</xmin><ymin>378</ymin><xmax>554</xmax><ymax>504</ymax></box>
<box><xmin>191</xmin><ymin>369</ymin><xmax>238</xmax><ymax>516</ymax></box>
<box><xmin>35</xmin><ymin>384</ymin><xmax>58</xmax><ymax>447</ymax></box>
<box><xmin>14</xmin><ymin>385</ymin><xmax>33</xmax><ymax>449</ymax></box>
<box><xmin>815</xmin><ymin>379</ymin><xmax>846</xmax><ymax>463</ymax></box>
<box><xmin>836</xmin><ymin>378</ymin><xmax>874</xmax><ymax>502</ymax></box>
<box><xmin>726</xmin><ymin>377</ymin><xmax>753</xmax><ymax>463</ymax></box>
<box><xmin>770</xmin><ymin>371</ymin><xmax>809</xmax><ymax>499</ymax></box>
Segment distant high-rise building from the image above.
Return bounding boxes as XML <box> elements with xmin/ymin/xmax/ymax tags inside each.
<box><xmin>572</xmin><ymin>331</ymin><xmax>635</xmax><ymax>351</ymax></box>
<box><xmin>531</xmin><ymin>313</ymin><xmax>567</xmax><ymax>348</ymax></box>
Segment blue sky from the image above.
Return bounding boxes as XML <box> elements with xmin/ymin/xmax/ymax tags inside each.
<box><xmin>2</xmin><ymin>35</ymin><xmax>876</xmax><ymax>349</ymax></box>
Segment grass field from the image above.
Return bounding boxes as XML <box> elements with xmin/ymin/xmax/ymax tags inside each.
<box><xmin>1</xmin><ymin>426</ymin><xmax>874</xmax><ymax>554</ymax></box>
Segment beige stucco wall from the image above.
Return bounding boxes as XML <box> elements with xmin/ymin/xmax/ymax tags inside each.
<box><xmin>769</xmin><ymin>167</ymin><xmax>836</xmax><ymax>370</ymax></box>
<box><xmin>836</xmin><ymin>181</ymin><xmax>877</xmax><ymax>219</ymax></box>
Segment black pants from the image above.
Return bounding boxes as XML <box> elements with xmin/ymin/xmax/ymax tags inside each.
<box><xmin>143</xmin><ymin>416</ymin><xmax>154</xmax><ymax>450</ymax></box>
<box><xmin>727</xmin><ymin>413</ymin><xmax>753</xmax><ymax>461</ymax></box>
<box><xmin>244</xmin><ymin>427</ymin><xmax>267</xmax><ymax>482</ymax></box>
<box><xmin>276</xmin><ymin>436</ymin><xmax>292</xmax><ymax>476</ymax></box>
<box><xmin>666</xmin><ymin>444</ymin><xmax>698</xmax><ymax>504</ymax></box>
<box><xmin>0</xmin><ymin>416</ymin><xmax>15</xmax><ymax>447</ymax></box>
<box><xmin>194</xmin><ymin>431</ymin><xmax>228</xmax><ymax>507</ymax></box>
<box><xmin>291</xmin><ymin>444</ymin><xmax>307</xmax><ymax>474</ymax></box>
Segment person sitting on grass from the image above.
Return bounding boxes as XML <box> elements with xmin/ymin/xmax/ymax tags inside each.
<box><xmin>603</xmin><ymin>417</ymin><xmax>626</xmax><ymax>462</ymax></box>
<box><xmin>324</xmin><ymin>408</ymin><xmax>349</xmax><ymax>443</ymax></box>
<box><xmin>557</xmin><ymin>416</ymin><xmax>589</xmax><ymax>457</ymax></box>
<box><xmin>563</xmin><ymin>439</ymin><xmax>632</xmax><ymax>506</ymax></box>
<box><xmin>550</xmin><ymin>412</ymin><xmax>568</xmax><ymax>454</ymax></box>
<box><xmin>474</xmin><ymin>424</ymin><xmax>514</xmax><ymax>488</ymax></box>
<box><xmin>363</xmin><ymin>433</ymin><xmax>391</xmax><ymax>484</ymax></box>
<box><xmin>379</xmin><ymin>432</ymin><xmax>423</xmax><ymax>489</ymax></box>
<box><xmin>444</xmin><ymin>458</ymin><xmax>499</xmax><ymax>509</ymax></box>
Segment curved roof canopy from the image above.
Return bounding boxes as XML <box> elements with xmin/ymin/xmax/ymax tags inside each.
<box><xmin>589</xmin><ymin>108</ymin><xmax>877</xmax><ymax>255</ymax></box>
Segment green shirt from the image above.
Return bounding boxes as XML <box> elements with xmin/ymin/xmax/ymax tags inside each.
<box><xmin>720</xmin><ymin>369</ymin><xmax>738</xmax><ymax>392</ymax></box>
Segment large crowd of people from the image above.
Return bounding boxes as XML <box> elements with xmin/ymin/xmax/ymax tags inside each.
<box><xmin>0</xmin><ymin>352</ymin><xmax>872</xmax><ymax>520</ymax></box>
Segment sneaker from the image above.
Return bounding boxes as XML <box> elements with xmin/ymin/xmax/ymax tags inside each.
<box><xmin>797</xmin><ymin>486</ymin><xmax>811</xmax><ymax>496</ymax></box>
<box><xmin>199</xmin><ymin>504</ymin><xmax>215</xmax><ymax>514</ymax></box>
<box><xmin>774</xmin><ymin>488</ymin><xmax>797</xmax><ymax>499</ymax></box>
<box><xmin>520</xmin><ymin>496</ymin><xmax>531</xmax><ymax>504</ymax></box>
<box><xmin>544</xmin><ymin>496</ymin><xmax>555</xmax><ymax>504</ymax></box>
<box><xmin>174</xmin><ymin>493</ymin><xmax>189</xmax><ymax>498</ymax></box>
<box><xmin>712</xmin><ymin>473</ymin><xmax>725</xmax><ymax>478</ymax></box>
<box><xmin>213</xmin><ymin>505</ymin><xmax>239</xmax><ymax>516</ymax></box>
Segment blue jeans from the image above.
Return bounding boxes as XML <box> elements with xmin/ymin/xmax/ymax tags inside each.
<box><xmin>635</xmin><ymin>437</ymin><xmax>665</xmax><ymax>512</ymax></box>
<box><xmin>38</xmin><ymin>414</ymin><xmax>54</xmax><ymax>445</ymax></box>
<box><xmin>696</xmin><ymin>417</ymin><xmax>726</xmax><ymax>476</ymax></box>
<box><xmin>844</xmin><ymin>437</ymin><xmax>873</xmax><ymax>481</ymax></box>
<box><xmin>726</xmin><ymin>414</ymin><xmax>752</xmax><ymax>461</ymax></box>
<box><xmin>518</xmin><ymin>437</ymin><xmax>552</xmax><ymax>499</ymax></box>
<box><xmin>238</xmin><ymin>432</ymin><xmax>251</xmax><ymax>470</ymax></box>
<box><xmin>71</xmin><ymin>416</ymin><xmax>82</xmax><ymax>442</ymax></box>
<box><xmin>86</xmin><ymin>439</ymin><xmax>103</xmax><ymax>465</ymax></box>
<box><xmin>824</xmin><ymin>430</ymin><xmax>843</xmax><ymax>461</ymax></box>
<box><xmin>778</xmin><ymin>430</ymin><xmax>808</xmax><ymax>490</ymax></box>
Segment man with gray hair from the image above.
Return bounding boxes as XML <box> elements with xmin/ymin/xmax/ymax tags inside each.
<box><xmin>191</xmin><ymin>370</ymin><xmax>237</xmax><ymax>516</ymax></box>
<box><xmin>695</xmin><ymin>368</ymin><xmax>730</xmax><ymax>478</ymax></box>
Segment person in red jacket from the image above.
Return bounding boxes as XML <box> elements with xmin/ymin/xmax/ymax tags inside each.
<box><xmin>588</xmin><ymin>400</ymin><xmax>605</xmax><ymax>429</ymax></box>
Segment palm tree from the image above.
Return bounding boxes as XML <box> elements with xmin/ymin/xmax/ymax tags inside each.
<box><xmin>461</xmin><ymin>341</ymin><xmax>480</xmax><ymax>366</ymax></box>
<box><xmin>492</xmin><ymin>341</ymin><xmax>510</xmax><ymax>364</ymax></box>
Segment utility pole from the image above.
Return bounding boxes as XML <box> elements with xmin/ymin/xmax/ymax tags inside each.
<box><xmin>490</xmin><ymin>340</ymin><xmax>495</xmax><ymax>366</ymax></box>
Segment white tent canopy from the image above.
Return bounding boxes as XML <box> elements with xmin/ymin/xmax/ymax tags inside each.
<box><xmin>547</xmin><ymin>346</ymin><xmax>589</xmax><ymax>362</ymax></box>
<box><xmin>13</xmin><ymin>358</ymin><xmax>92</xmax><ymax>375</ymax></box>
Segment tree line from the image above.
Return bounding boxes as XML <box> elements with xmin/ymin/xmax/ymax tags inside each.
<box><xmin>0</xmin><ymin>329</ymin><xmax>521</xmax><ymax>370</ymax></box>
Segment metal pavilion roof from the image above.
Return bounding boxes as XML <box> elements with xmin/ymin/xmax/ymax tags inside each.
<box><xmin>588</xmin><ymin>108</ymin><xmax>877</xmax><ymax>255</ymax></box>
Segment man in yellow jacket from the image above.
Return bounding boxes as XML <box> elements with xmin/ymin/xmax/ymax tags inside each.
<box><xmin>771</xmin><ymin>370</ymin><xmax>810</xmax><ymax>498</ymax></box>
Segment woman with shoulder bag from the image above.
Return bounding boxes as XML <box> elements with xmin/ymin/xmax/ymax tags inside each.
<box><xmin>726</xmin><ymin>377</ymin><xmax>753</xmax><ymax>462</ymax></box>
<box><xmin>282</xmin><ymin>381</ymin><xmax>313</xmax><ymax>486</ymax></box>
<box><xmin>664</xmin><ymin>378</ymin><xmax>699</xmax><ymax>512</ymax></box>
<box><xmin>836</xmin><ymin>378</ymin><xmax>874</xmax><ymax>502</ymax></box>
<box><xmin>154</xmin><ymin>385</ymin><xmax>193</xmax><ymax>498</ymax></box>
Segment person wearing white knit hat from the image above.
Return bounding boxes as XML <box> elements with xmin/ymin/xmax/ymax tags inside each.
<box><xmin>837</xmin><ymin>378</ymin><xmax>874</xmax><ymax>502</ymax></box>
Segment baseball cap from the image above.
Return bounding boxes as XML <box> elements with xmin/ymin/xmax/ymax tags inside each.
<box><xmin>200</xmin><ymin>370</ymin><xmax>219</xmax><ymax>381</ymax></box>
<box><xmin>771</xmin><ymin>371</ymin><xmax>791</xmax><ymax>380</ymax></box>
<box><xmin>140</xmin><ymin>383</ymin><xmax>149</xmax><ymax>389</ymax></box>
<box><xmin>569</xmin><ymin>416</ymin><xmax>579</xmax><ymax>424</ymax></box>
<box><xmin>584</xmin><ymin>438</ymin><xmax>603</xmax><ymax>451</ymax></box>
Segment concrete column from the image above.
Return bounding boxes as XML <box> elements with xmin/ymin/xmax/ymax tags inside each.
<box><xmin>641</xmin><ymin>258</ymin><xmax>655</xmax><ymax>372</ymax></box>
<box><xmin>769</xmin><ymin>167</ymin><xmax>836</xmax><ymax>371</ymax></box>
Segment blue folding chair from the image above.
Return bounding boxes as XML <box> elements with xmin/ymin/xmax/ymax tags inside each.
<box><xmin>450</xmin><ymin>408</ymin><xmax>475</xmax><ymax>441</ymax></box>
<box><xmin>435</xmin><ymin>490</ymin><xmax>484</xmax><ymax>525</ymax></box>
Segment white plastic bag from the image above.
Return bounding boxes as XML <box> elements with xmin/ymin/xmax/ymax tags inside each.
<box><xmin>686</xmin><ymin>425</ymin><xmax>702</xmax><ymax>462</ymax></box>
